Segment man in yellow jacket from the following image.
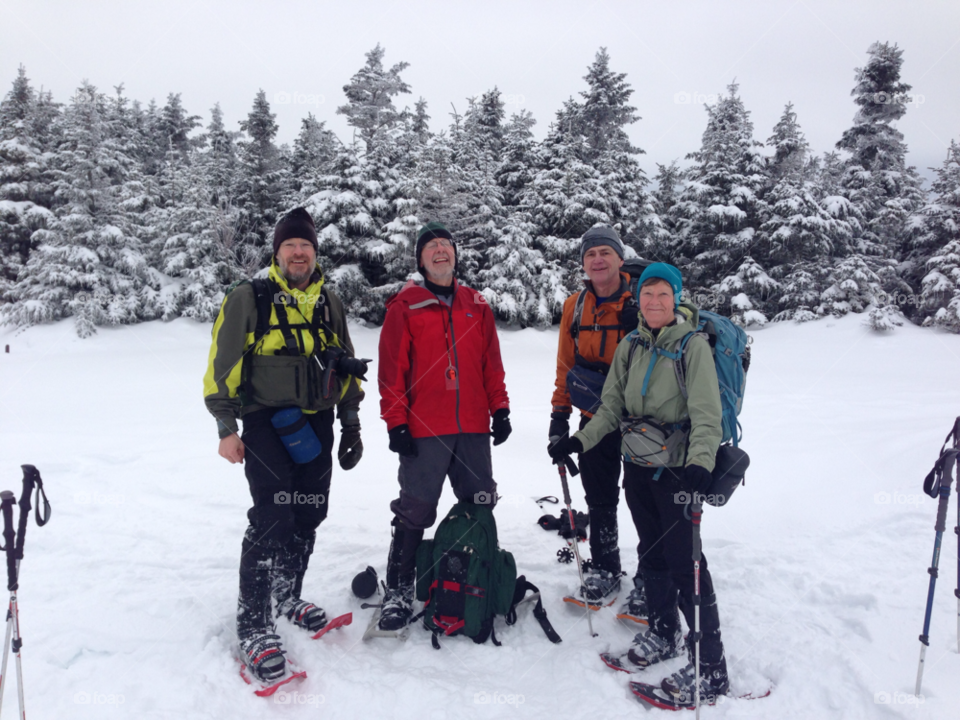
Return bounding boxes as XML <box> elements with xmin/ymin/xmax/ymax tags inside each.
<box><xmin>204</xmin><ymin>208</ymin><xmax>365</xmax><ymax>684</ymax></box>
<box><xmin>550</xmin><ymin>225</ymin><xmax>644</xmax><ymax>615</ymax></box>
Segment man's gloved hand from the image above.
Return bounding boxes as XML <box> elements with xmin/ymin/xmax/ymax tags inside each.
<box><xmin>683</xmin><ymin>464</ymin><xmax>713</xmax><ymax>494</ymax></box>
<box><xmin>491</xmin><ymin>408</ymin><xmax>512</xmax><ymax>446</ymax></box>
<box><xmin>336</xmin><ymin>354</ymin><xmax>372</xmax><ymax>382</ymax></box>
<box><xmin>548</xmin><ymin>411</ymin><xmax>570</xmax><ymax>442</ymax></box>
<box><xmin>547</xmin><ymin>435</ymin><xmax>583</xmax><ymax>464</ymax></box>
<box><xmin>388</xmin><ymin>424</ymin><xmax>418</xmax><ymax>458</ymax></box>
<box><xmin>338</xmin><ymin>425</ymin><xmax>363</xmax><ymax>470</ymax></box>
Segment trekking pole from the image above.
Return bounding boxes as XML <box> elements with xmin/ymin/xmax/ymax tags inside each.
<box><xmin>550</xmin><ymin>446</ymin><xmax>596</xmax><ymax>637</ymax></box>
<box><xmin>0</xmin><ymin>465</ymin><xmax>51</xmax><ymax>720</ymax></box>
<box><xmin>916</xmin><ymin>419</ymin><xmax>959</xmax><ymax>696</ymax></box>
<box><xmin>691</xmin><ymin>497</ymin><xmax>703</xmax><ymax>720</ymax></box>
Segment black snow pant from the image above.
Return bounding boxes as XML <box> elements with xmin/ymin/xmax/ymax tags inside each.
<box><xmin>577</xmin><ymin>416</ymin><xmax>624</xmax><ymax>575</ymax></box>
<box><xmin>623</xmin><ymin>463</ymin><xmax>724</xmax><ymax>665</ymax></box>
<box><xmin>236</xmin><ymin>407</ymin><xmax>334</xmax><ymax>638</ymax></box>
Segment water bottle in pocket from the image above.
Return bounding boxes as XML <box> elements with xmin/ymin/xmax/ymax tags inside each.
<box><xmin>271</xmin><ymin>407</ymin><xmax>322</xmax><ymax>464</ymax></box>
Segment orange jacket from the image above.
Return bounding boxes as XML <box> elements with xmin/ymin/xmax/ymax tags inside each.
<box><xmin>552</xmin><ymin>272</ymin><xmax>636</xmax><ymax>414</ymax></box>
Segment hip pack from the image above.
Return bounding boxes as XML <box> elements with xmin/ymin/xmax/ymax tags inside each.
<box><xmin>619</xmin><ymin>417</ymin><xmax>690</xmax><ymax>467</ymax></box>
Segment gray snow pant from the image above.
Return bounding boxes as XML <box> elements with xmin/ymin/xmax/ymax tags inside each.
<box><xmin>390</xmin><ymin>433</ymin><xmax>497</xmax><ymax>530</ymax></box>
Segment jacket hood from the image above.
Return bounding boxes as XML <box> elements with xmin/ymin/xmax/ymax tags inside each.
<box><xmin>637</xmin><ymin>300</ymin><xmax>700</xmax><ymax>347</ymax></box>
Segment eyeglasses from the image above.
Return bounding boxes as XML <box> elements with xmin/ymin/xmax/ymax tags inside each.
<box><xmin>423</xmin><ymin>238</ymin><xmax>453</xmax><ymax>251</ymax></box>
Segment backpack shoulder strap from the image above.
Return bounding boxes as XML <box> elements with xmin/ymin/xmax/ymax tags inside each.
<box><xmin>505</xmin><ymin>576</ymin><xmax>561</xmax><ymax>644</ymax></box>
<box><xmin>570</xmin><ymin>290</ymin><xmax>587</xmax><ymax>350</ymax></box>
<box><xmin>673</xmin><ymin>329</ymin><xmax>711</xmax><ymax>401</ymax></box>
<box><xmin>249</xmin><ymin>278</ymin><xmax>273</xmax><ymax>345</ymax></box>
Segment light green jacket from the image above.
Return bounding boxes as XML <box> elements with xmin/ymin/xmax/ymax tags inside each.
<box><xmin>573</xmin><ymin>302</ymin><xmax>722</xmax><ymax>471</ymax></box>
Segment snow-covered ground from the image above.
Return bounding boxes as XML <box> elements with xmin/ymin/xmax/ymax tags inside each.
<box><xmin>0</xmin><ymin>313</ymin><xmax>958</xmax><ymax>719</ymax></box>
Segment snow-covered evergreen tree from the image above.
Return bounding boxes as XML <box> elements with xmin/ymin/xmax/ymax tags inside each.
<box><xmin>917</xmin><ymin>140</ymin><xmax>960</xmax><ymax>330</ymax></box>
<box><xmin>4</xmin><ymin>82</ymin><xmax>155</xmax><ymax>336</ymax></box>
<box><xmin>233</xmin><ymin>90</ymin><xmax>287</xmax><ymax>274</ymax></box>
<box><xmin>670</xmin><ymin>83</ymin><xmax>766</xmax><ymax>315</ymax></box>
<box><xmin>0</xmin><ymin>66</ymin><xmax>55</xmax><ymax>301</ymax></box>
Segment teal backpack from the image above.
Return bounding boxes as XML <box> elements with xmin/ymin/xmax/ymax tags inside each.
<box><xmin>626</xmin><ymin>309</ymin><xmax>750</xmax><ymax>446</ymax></box>
<box><xmin>415</xmin><ymin>502</ymin><xmax>561</xmax><ymax>649</ymax></box>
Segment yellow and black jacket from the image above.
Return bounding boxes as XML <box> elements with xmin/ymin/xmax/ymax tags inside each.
<box><xmin>203</xmin><ymin>260</ymin><xmax>364</xmax><ymax>438</ymax></box>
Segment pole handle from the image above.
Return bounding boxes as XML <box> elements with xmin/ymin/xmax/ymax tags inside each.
<box><xmin>0</xmin><ymin>493</ymin><xmax>16</xmax><ymax>593</ymax></box>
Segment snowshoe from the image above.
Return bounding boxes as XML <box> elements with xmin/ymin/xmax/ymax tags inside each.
<box><xmin>626</xmin><ymin>626</ymin><xmax>684</xmax><ymax>668</ymax></box>
<box><xmin>599</xmin><ymin>651</ymin><xmax>643</xmax><ymax>674</ymax></box>
<box><xmin>659</xmin><ymin>657</ymin><xmax>730</xmax><ymax>706</ymax></box>
<box><xmin>616</xmin><ymin>580</ymin><xmax>649</xmax><ymax>625</ymax></box>
<box><xmin>378</xmin><ymin>584</ymin><xmax>414</xmax><ymax>631</ymax></box>
<box><xmin>238</xmin><ymin>632</ymin><xmax>303</xmax><ymax>696</ymax></box>
<box><xmin>278</xmin><ymin>596</ymin><xmax>327</xmax><ymax>633</ymax></box>
<box><xmin>311</xmin><ymin>611</ymin><xmax>352</xmax><ymax>640</ymax></box>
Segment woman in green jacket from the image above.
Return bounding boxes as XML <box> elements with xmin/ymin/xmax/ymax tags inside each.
<box><xmin>548</xmin><ymin>262</ymin><xmax>728</xmax><ymax>706</ymax></box>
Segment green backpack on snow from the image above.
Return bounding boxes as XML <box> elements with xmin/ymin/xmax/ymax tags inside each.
<box><xmin>415</xmin><ymin>502</ymin><xmax>561</xmax><ymax>649</ymax></box>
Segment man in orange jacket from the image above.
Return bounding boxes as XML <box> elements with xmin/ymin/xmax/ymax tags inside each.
<box><xmin>549</xmin><ymin>225</ymin><xmax>646</xmax><ymax>618</ymax></box>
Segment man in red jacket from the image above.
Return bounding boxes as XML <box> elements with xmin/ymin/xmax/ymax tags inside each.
<box><xmin>377</xmin><ymin>221</ymin><xmax>511</xmax><ymax>631</ymax></box>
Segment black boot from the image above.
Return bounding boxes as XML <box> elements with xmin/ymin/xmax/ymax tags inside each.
<box><xmin>379</xmin><ymin>519</ymin><xmax>423</xmax><ymax>631</ymax></box>
<box><xmin>273</xmin><ymin>530</ymin><xmax>327</xmax><ymax>633</ymax></box>
<box><xmin>581</xmin><ymin>505</ymin><xmax>621</xmax><ymax>602</ymax></box>
<box><xmin>237</xmin><ymin>527</ymin><xmax>286</xmax><ymax>681</ymax></box>
<box><xmin>237</xmin><ymin>527</ymin><xmax>276</xmax><ymax>640</ymax></box>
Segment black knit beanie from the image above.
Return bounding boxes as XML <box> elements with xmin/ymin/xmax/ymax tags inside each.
<box><xmin>273</xmin><ymin>208</ymin><xmax>318</xmax><ymax>256</ymax></box>
<box><xmin>415</xmin><ymin>221</ymin><xmax>456</xmax><ymax>272</ymax></box>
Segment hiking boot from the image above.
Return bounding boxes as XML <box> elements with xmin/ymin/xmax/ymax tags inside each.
<box><xmin>239</xmin><ymin>632</ymin><xmax>286</xmax><ymax>683</ymax></box>
<box><xmin>277</xmin><ymin>596</ymin><xmax>327</xmax><ymax>633</ymax></box>
<box><xmin>616</xmin><ymin>576</ymin><xmax>649</xmax><ymax>623</ymax></box>
<box><xmin>582</xmin><ymin>567</ymin><xmax>622</xmax><ymax>603</ymax></box>
<box><xmin>660</xmin><ymin>656</ymin><xmax>730</xmax><ymax>706</ymax></box>
<box><xmin>378</xmin><ymin>583</ymin><xmax>414</xmax><ymax>631</ymax></box>
<box><xmin>626</xmin><ymin>626</ymin><xmax>684</xmax><ymax>668</ymax></box>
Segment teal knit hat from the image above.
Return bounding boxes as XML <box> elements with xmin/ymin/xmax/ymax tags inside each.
<box><xmin>638</xmin><ymin>262</ymin><xmax>683</xmax><ymax>308</ymax></box>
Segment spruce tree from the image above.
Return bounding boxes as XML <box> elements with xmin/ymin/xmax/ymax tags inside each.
<box><xmin>917</xmin><ymin>141</ymin><xmax>960</xmax><ymax>330</ymax></box>
<box><xmin>670</xmin><ymin>83</ymin><xmax>766</xmax><ymax>318</ymax></box>
<box><xmin>5</xmin><ymin>82</ymin><xmax>154</xmax><ymax>336</ymax></box>
<box><xmin>0</xmin><ymin>66</ymin><xmax>55</xmax><ymax>300</ymax></box>
<box><xmin>233</xmin><ymin>90</ymin><xmax>286</xmax><ymax>274</ymax></box>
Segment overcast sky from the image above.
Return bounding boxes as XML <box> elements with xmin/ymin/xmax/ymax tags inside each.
<box><xmin>2</xmin><ymin>0</ymin><xmax>957</xmax><ymax>184</ymax></box>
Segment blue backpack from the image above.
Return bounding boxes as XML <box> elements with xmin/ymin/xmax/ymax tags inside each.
<box><xmin>625</xmin><ymin>310</ymin><xmax>750</xmax><ymax>446</ymax></box>
<box><xmin>676</xmin><ymin>311</ymin><xmax>750</xmax><ymax>446</ymax></box>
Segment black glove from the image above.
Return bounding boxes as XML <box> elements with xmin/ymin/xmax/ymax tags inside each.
<box><xmin>491</xmin><ymin>408</ymin><xmax>512</xmax><ymax>446</ymax></box>
<box><xmin>338</xmin><ymin>425</ymin><xmax>363</xmax><ymax>470</ymax></box>
<box><xmin>683</xmin><ymin>464</ymin><xmax>713</xmax><ymax>494</ymax></box>
<box><xmin>337</xmin><ymin>355</ymin><xmax>372</xmax><ymax>382</ymax></box>
<box><xmin>548</xmin><ymin>411</ymin><xmax>570</xmax><ymax>442</ymax></box>
<box><xmin>547</xmin><ymin>435</ymin><xmax>583</xmax><ymax>464</ymax></box>
<box><xmin>388</xmin><ymin>424</ymin><xmax>418</xmax><ymax>458</ymax></box>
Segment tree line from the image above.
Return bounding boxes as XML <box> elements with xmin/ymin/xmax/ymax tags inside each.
<box><xmin>0</xmin><ymin>42</ymin><xmax>958</xmax><ymax>337</ymax></box>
